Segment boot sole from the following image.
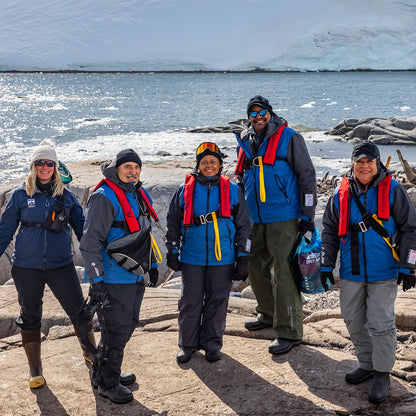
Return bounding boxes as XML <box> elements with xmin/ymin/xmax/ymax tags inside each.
<box><xmin>269</xmin><ymin>340</ymin><xmax>301</xmax><ymax>355</ymax></box>
<box><xmin>99</xmin><ymin>390</ymin><xmax>133</xmax><ymax>404</ymax></box>
<box><xmin>368</xmin><ymin>393</ymin><xmax>388</xmax><ymax>404</ymax></box>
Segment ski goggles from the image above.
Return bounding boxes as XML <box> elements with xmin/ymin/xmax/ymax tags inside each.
<box><xmin>196</xmin><ymin>142</ymin><xmax>220</xmax><ymax>156</ymax></box>
<box><xmin>249</xmin><ymin>109</ymin><xmax>267</xmax><ymax>118</ymax></box>
<box><xmin>34</xmin><ymin>160</ymin><xmax>56</xmax><ymax>167</ymax></box>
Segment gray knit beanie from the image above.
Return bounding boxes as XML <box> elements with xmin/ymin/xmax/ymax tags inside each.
<box><xmin>31</xmin><ymin>139</ymin><xmax>58</xmax><ymax>164</ymax></box>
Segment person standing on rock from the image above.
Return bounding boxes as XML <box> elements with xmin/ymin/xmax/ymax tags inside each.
<box><xmin>321</xmin><ymin>140</ymin><xmax>416</xmax><ymax>404</ymax></box>
<box><xmin>0</xmin><ymin>139</ymin><xmax>88</xmax><ymax>389</ymax></box>
<box><xmin>166</xmin><ymin>142</ymin><xmax>251</xmax><ymax>364</ymax></box>
<box><xmin>234</xmin><ymin>95</ymin><xmax>317</xmax><ymax>355</ymax></box>
<box><xmin>80</xmin><ymin>148</ymin><xmax>160</xmax><ymax>404</ymax></box>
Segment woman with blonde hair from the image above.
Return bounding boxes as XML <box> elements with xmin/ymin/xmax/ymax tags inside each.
<box><xmin>0</xmin><ymin>139</ymin><xmax>91</xmax><ymax>389</ymax></box>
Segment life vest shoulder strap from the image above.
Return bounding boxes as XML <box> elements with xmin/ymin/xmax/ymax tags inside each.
<box><xmin>263</xmin><ymin>123</ymin><xmax>288</xmax><ymax>165</ymax></box>
<box><xmin>235</xmin><ymin>148</ymin><xmax>246</xmax><ymax>175</ymax></box>
<box><xmin>377</xmin><ymin>174</ymin><xmax>391</xmax><ymax>221</ymax></box>
<box><xmin>138</xmin><ymin>188</ymin><xmax>159</xmax><ymax>222</ymax></box>
<box><xmin>338</xmin><ymin>177</ymin><xmax>350</xmax><ymax>238</ymax></box>
<box><xmin>219</xmin><ymin>175</ymin><xmax>231</xmax><ymax>218</ymax></box>
<box><xmin>183</xmin><ymin>175</ymin><xmax>196</xmax><ymax>226</ymax></box>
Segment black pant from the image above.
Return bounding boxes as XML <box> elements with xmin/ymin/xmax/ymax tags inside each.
<box><xmin>95</xmin><ymin>281</ymin><xmax>145</xmax><ymax>389</ymax></box>
<box><xmin>12</xmin><ymin>263</ymin><xmax>84</xmax><ymax>331</ymax></box>
<box><xmin>178</xmin><ymin>263</ymin><xmax>233</xmax><ymax>353</ymax></box>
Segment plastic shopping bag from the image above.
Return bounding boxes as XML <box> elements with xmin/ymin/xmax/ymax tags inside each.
<box><xmin>293</xmin><ymin>228</ymin><xmax>324</xmax><ymax>294</ymax></box>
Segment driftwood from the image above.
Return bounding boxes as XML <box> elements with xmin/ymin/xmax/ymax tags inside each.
<box><xmin>397</xmin><ymin>149</ymin><xmax>416</xmax><ymax>183</ymax></box>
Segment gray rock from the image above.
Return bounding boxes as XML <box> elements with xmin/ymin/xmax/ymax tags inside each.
<box><xmin>327</xmin><ymin>116</ymin><xmax>416</xmax><ymax>144</ymax></box>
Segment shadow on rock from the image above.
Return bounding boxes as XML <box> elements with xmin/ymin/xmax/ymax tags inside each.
<box><xmin>92</xmin><ymin>384</ymin><xmax>160</xmax><ymax>416</ymax></box>
<box><xmin>34</xmin><ymin>385</ymin><xmax>70</xmax><ymax>416</ymax></box>
<box><xmin>191</xmin><ymin>352</ymin><xmax>333</xmax><ymax>416</ymax></box>
<box><xmin>275</xmin><ymin>345</ymin><xmax>412</xmax><ymax>413</ymax></box>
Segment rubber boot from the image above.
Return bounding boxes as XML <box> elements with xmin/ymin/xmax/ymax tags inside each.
<box><xmin>74</xmin><ymin>322</ymin><xmax>97</xmax><ymax>366</ymax></box>
<box><xmin>368</xmin><ymin>371</ymin><xmax>390</xmax><ymax>404</ymax></box>
<box><xmin>21</xmin><ymin>329</ymin><xmax>45</xmax><ymax>389</ymax></box>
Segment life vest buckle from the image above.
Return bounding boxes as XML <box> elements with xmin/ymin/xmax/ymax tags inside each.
<box><xmin>199</xmin><ymin>212</ymin><xmax>213</xmax><ymax>225</ymax></box>
<box><xmin>358</xmin><ymin>221</ymin><xmax>368</xmax><ymax>232</ymax></box>
<box><xmin>252</xmin><ymin>157</ymin><xmax>261</xmax><ymax>167</ymax></box>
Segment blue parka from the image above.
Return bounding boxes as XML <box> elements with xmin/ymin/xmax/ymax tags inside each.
<box><xmin>0</xmin><ymin>184</ymin><xmax>84</xmax><ymax>269</ymax></box>
<box><xmin>166</xmin><ymin>171</ymin><xmax>251</xmax><ymax>266</ymax></box>
<box><xmin>322</xmin><ymin>167</ymin><xmax>416</xmax><ymax>282</ymax></box>
<box><xmin>80</xmin><ymin>162</ymin><xmax>155</xmax><ymax>284</ymax></box>
<box><xmin>235</xmin><ymin>114</ymin><xmax>316</xmax><ymax>224</ymax></box>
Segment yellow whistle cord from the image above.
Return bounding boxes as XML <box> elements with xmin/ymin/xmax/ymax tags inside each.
<box><xmin>258</xmin><ymin>156</ymin><xmax>266</xmax><ymax>202</ymax></box>
<box><xmin>150</xmin><ymin>232</ymin><xmax>163</xmax><ymax>264</ymax></box>
<box><xmin>372</xmin><ymin>214</ymin><xmax>400</xmax><ymax>262</ymax></box>
<box><xmin>212</xmin><ymin>212</ymin><xmax>222</xmax><ymax>261</ymax></box>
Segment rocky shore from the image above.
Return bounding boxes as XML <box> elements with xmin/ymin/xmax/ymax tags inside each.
<box><xmin>1</xmin><ymin>157</ymin><xmax>416</xmax><ymax>415</ymax></box>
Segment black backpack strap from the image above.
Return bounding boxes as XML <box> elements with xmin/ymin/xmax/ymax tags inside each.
<box><xmin>349</xmin><ymin>182</ymin><xmax>389</xmax><ymax>238</ymax></box>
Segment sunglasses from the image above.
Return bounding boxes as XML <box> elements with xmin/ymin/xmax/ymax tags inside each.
<box><xmin>34</xmin><ymin>160</ymin><xmax>56</xmax><ymax>168</ymax></box>
<box><xmin>249</xmin><ymin>109</ymin><xmax>267</xmax><ymax>118</ymax></box>
<box><xmin>196</xmin><ymin>142</ymin><xmax>220</xmax><ymax>156</ymax></box>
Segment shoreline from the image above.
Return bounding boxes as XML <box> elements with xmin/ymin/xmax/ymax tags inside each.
<box><xmin>1</xmin><ymin>69</ymin><xmax>416</xmax><ymax>74</ymax></box>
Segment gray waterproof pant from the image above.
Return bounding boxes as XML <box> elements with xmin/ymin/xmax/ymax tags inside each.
<box><xmin>340</xmin><ymin>278</ymin><xmax>397</xmax><ymax>373</ymax></box>
<box><xmin>178</xmin><ymin>263</ymin><xmax>233</xmax><ymax>353</ymax></box>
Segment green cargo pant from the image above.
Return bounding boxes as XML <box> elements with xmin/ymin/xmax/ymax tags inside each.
<box><xmin>248</xmin><ymin>219</ymin><xmax>303</xmax><ymax>340</ymax></box>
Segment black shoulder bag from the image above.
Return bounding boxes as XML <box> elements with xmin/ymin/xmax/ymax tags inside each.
<box><xmin>43</xmin><ymin>191</ymin><xmax>69</xmax><ymax>233</ymax></box>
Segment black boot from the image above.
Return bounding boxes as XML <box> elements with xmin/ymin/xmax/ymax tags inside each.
<box><xmin>21</xmin><ymin>329</ymin><xmax>45</xmax><ymax>389</ymax></box>
<box><xmin>368</xmin><ymin>371</ymin><xmax>390</xmax><ymax>404</ymax></box>
<box><xmin>345</xmin><ymin>367</ymin><xmax>374</xmax><ymax>384</ymax></box>
<box><xmin>98</xmin><ymin>383</ymin><xmax>133</xmax><ymax>404</ymax></box>
<box><xmin>176</xmin><ymin>347</ymin><xmax>195</xmax><ymax>364</ymax></box>
<box><xmin>91</xmin><ymin>372</ymin><xmax>136</xmax><ymax>389</ymax></box>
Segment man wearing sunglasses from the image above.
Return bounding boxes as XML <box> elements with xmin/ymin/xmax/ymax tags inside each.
<box><xmin>235</xmin><ymin>95</ymin><xmax>317</xmax><ymax>355</ymax></box>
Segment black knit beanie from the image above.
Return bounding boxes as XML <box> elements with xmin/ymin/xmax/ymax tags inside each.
<box><xmin>115</xmin><ymin>149</ymin><xmax>142</xmax><ymax>168</ymax></box>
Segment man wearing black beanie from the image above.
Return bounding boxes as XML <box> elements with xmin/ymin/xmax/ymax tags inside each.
<box><xmin>235</xmin><ymin>95</ymin><xmax>317</xmax><ymax>355</ymax></box>
<box><xmin>80</xmin><ymin>148</ymin><xmax>159</xmax><ymax>404</ymax></box>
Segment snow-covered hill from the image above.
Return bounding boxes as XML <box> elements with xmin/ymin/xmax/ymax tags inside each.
<box><xmin>1</xmin><ymin>0</ymin><xmax>415</xmax><ymax>72</ymax></box>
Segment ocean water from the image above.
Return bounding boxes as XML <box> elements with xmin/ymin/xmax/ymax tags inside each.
<box><xmin>1</xmin><ymin>71</ymin><xmax>415</xmax><ymax>183</ymax></box>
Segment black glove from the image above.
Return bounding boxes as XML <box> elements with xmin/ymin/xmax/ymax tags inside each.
<box><xmin>320</xmin><ymin>271</ymin><xmax>335</xmax><ymax>292</ymax></box>
<box><xmin>233</xmin><ymin>256</ymin><xmax>249</xmax><ymax>281</ymax></box>
<box><xmin>397</xmin><ymin>272</ymin><xmax>416</xmax><ymax>292</ymax></box>
<box><xmin>88</xmin><ymin>280</ymin><xmax>109</xmax><ymax>308</ymax></box>
<box><xmin>298</xmin><ymin>220</ymin><xmax>315</xmax><ymax>236</ymax></box>
<box><xmin>147</xmin><ymin>268</ymin><xmax>159</xmax><ymax>287</ymax></box>
<box><xmin>166</xmin><ymin>251</ymin><xmax>181</xmax><ymax>271</ymax></box>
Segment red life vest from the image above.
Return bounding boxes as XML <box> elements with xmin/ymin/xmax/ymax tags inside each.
<box><xmin>94</xmin><ymin>179</ymin><xmax>159</xmax><ymax>233</ymax></box>
<box><xmin>235</xmin><ymin>123</ymin><xmax>287</xmax><ymax>175</ymax></box>
<box><xmin>183</xmin><ymin>174</ymin><xmax>231</xmax><ymax>227</ymax></box>
<box><xmin>338</xmin><ymin>175</ymin><xmax>391</xmax><ymax>237</ymax></box>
